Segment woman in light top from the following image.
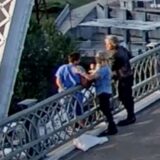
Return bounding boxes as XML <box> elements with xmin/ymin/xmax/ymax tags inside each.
<box><xmin>77</xmin><ymin>52</ymin><xmax>118</xmax><ymax>135</ymax></box>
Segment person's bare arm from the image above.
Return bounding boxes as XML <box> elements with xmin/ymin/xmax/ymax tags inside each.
<box><xmin>80</xmin><ymin>72</ymin><xmax>99</xmax><ymax>80</ymax></box>
<box><xmin>74</xmin><ymin>66</ymin><xmax>99</xmax><ymax>80</ymax></box>
<box><xmin>56</xmin><ymin>78</ymin><xmax>64</xmax><ymax>91</ymax></box>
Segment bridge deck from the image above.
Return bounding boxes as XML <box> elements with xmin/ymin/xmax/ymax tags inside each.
<box><xmin>62</xmin><ymin>100</ymin><xmax>160</xmax><ymax>160</ymax></box>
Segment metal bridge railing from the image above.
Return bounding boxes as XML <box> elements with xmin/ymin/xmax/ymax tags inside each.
<box><xmin>0</xmin><ymin>47</ymin><xmax>160</xmax><ymax>160</ymax></box>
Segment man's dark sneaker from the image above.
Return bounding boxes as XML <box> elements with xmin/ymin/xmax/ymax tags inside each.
<box><xmin>117</xmin><ymin>117</ymin><xmax>136</xmax><ymax>126</ymax></box>
<box><xmin>99</xmin><ymin>127</ymin><xmax>118</xmax><ymax>136</ymax></box>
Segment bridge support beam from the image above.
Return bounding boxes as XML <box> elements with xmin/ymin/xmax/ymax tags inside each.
<box><xmin>0</xmin><ymin>0</ymin><xmax>34</xmax><ymax>119</ymax></box>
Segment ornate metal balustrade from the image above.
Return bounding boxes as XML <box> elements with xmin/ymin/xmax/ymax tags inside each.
<box><xmin>131</xmin><ymin>47</ymin><xmax>160</xmax><ymax>101</ymax></box>
<box><xmin>0</xmin><ymin>47</ymin><xmax>160</xmax><ymax>160</ymax></box>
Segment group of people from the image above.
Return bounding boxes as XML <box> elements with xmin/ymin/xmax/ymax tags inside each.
<box><xmin>55</xmin><ymin>35</ymin><xmax>136</xmax><ymax>136</ymax></box>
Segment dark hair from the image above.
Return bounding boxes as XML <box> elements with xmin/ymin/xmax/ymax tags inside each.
<box><xmin>68</xmin><ymin>52</ymin><xmax>80</xmax><ymax>63</ymax></box>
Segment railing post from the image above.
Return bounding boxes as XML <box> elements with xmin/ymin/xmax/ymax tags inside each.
<box><xmin>122</xmin><ymin>9</ymin><xmax>130</xmax><ymax>49</ymax></box>
<box><xmin>105</xmin><ymin>5</ymin><xmax>111</xmax><ymax>35</ymax></box>
<box><xmin>141</xmin><ymin>12</ymin><xmax>149</xmax><ymax>50</ymax></box>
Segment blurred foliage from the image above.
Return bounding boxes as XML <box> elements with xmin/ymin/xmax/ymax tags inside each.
<box><xmin>12</xmin><ymin>18</ymin><xmax>76</xmax><ymax>109</ymax></box>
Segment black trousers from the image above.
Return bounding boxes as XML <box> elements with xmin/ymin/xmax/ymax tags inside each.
<box><xmin>118</xmin><ymin>75</ymin><xmax>135</xmax><ymax>119</ymax></box>
<box><xmin>98</xmin><ymin>93</ymin><xmax>115</xmax><ymax>126</ymax></box>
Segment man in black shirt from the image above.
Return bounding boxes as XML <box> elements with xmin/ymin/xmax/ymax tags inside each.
<box><xmin>105</xmin><ymin>35</ymin><xmax>136</xmax><ymax>126</ymax></box>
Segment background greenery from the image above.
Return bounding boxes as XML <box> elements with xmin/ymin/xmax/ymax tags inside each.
<box><xmin>10</xmin><ymin>18</ymin><xmax>76</xmax><ymax>114</ymax></box>
<box><xmin>10</xmin><ymin>0</ymin><xmax>94</xmax><ymax>114</ymax></box>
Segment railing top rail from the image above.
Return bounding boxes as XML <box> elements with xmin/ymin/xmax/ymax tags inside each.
<box><xmin>0</xmin><ymin>85</ymin><xmax>82</xmax><ymax>126</ymax></box>
<box><xmin>131</xmin><ymin>46</ymin><xmax>160</xmax><ymax>63</ymax></box>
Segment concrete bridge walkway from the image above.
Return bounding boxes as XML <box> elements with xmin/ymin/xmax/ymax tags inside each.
<box><xmin>62</xmin><ymin>100</ymin><xmax>160</xmax><ymax>160</ymax></box>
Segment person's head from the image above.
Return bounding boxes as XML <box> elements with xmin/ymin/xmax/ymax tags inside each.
<box><xmin>95</xmin><ymin>51</ymin><xmax>108</xmax><ymax>66</ymax></box>
<box><xmin>105</xmin><ymin>35</ymin><xmax>119</xmax><ymax>51</ymax></box>
<box><xmin>68</xmin><ymin>52</ymin><xmax>80</xmax><ymax>65</ymax></box>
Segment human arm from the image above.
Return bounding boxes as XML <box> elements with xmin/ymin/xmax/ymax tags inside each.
<box><xmin>55</xmin><ymin>66</ymin><xmax>65</xmax><ymax>91</ymax></box>
<box><xmin>73</xmin><ymin>65</ymin><xmax>99</xmax><ymax>81</ymax></box>
<box><xmin>55</xmin><ymin>78</ymin><xmax>64</xmax><ymax>91</ymax></box>
<box><xmin>77</xmin><ymin>67</ymin><xmax>100</xmax><ymax>81</ymax></box>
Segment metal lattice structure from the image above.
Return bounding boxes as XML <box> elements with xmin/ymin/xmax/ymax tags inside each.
<box><xmin>0</xmin><ymin>0</ymin><xmax>16</xmax><ymax>62</ymax></box>
<box><xmin>0</xmin><ymin>47</ymin><xmax>160</xmax><ymax>160</ymax></box>
<box><xmin>132</xmin><ymin>47</ymin><xmax>160</xmax><ymax>100</ymax></box>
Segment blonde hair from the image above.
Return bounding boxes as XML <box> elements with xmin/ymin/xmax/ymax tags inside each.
<box><xmin>105</xmin><ymin>35</ymin><xmax>119</xmax><ymax>49</ymax></box>
<box><xmin>95</xmin><ymin>51</ymin><xmax>108</xmax><ymax>66</ymax></box>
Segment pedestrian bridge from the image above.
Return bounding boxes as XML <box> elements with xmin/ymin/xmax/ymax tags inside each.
<box><xmin>0</xmin><ymin>0</ymin><xmax>160</xmax><ymax>160</ymax></box>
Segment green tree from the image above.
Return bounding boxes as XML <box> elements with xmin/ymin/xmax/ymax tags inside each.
<box><xmin>12</xmin><ymin>18</ymin><xmax>76</xmax><ymax>111</ymax></box>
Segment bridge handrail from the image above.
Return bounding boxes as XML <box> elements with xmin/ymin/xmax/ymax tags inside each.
<box><xmin>131</xmin><ymin>46</ymin><xmax>160</xmax><ymax>63</ymax></box>
<box><xmin>0</xmin><ymin>86</ymin><xmax>82</xmax><ymax>126</ymax></box>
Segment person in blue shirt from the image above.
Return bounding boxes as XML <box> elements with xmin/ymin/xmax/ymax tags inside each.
<box><xmin>55</xmin><ymin>52</ymin><xmax>85</xmax><ymax>120</ymax></box>
<box><xmin>55</xmin><ymin>53</ymin><xmax>81</xmax><ymax>92</ymax></box>
<box><xmin>77</xmin><ymin>52</ymin><xmax>118</xmax><ymax>135</ymax></box>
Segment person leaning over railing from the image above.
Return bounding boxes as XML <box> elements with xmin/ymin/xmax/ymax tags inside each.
<box><xmin>55</xmin><ymin>52</ymin><xmax>87</xmax><ymax>125</ymax></box>
<box><xmin>55</xmin><ymin>53</ymin><xmax>81</xmax><ymax>92</ymax></box>
<box><xmin>105</xmin><ymin>35</ymin><xmax>136</xmax><ymax>126</ymax></box>
<box><xmin>75</xmin><ymin>52</ymin><xmax>118</xmax><ymax>135</ymax></box>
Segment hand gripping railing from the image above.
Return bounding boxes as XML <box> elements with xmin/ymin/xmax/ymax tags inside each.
<box><xmin>0</xmin><ymin>47</ymin><xmax>160</xmax><ymax>160</ymax></box>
